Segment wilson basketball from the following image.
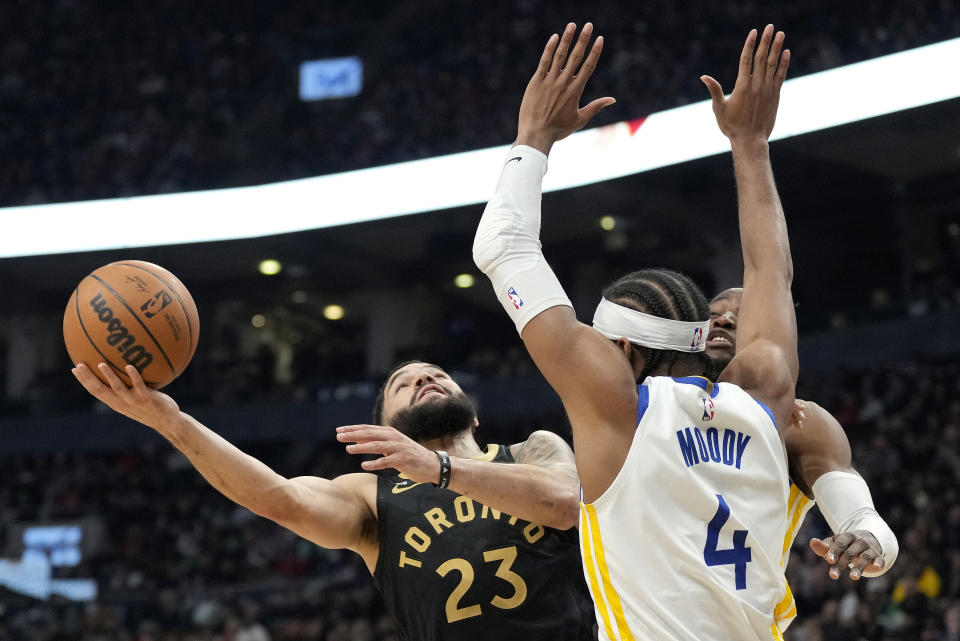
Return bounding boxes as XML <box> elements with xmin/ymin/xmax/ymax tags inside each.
<box><xmin>63</xmin><ymin>260</ymin><xmax>200</xmax><ymax>389</ymax></box>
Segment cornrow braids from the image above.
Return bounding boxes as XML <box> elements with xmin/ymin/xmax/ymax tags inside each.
<box><xmin>601</xmin><ymin>268</ymin><xmax>710</xmax><ymax>380</ymax></box>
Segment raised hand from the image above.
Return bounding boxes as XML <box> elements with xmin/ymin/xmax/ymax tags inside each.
<box><xmin>337</xmin><ymin>424</ymin><xmax>442</xmax><ymax>484</ymax></box>
<box><xmin>701</xmin><ymin>25</ymin><xmax>790</xmax><ymax>144</ymax></box>
<box><xmin>72</xmin><ymin>362</ymin><xmax>180</xmax><ymax>429</ymax></box>
<box><xmin>810</xmin><ymin>532</ymin><xmax>885</xmax><ymax>580</ymax></box>
<box><xmin>515</xmin><ymin>22</ymin><xmax>615</xmax><ymax>154</ymax></box>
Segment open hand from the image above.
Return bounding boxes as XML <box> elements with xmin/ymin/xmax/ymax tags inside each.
<box><xmin>515</xmin><ymin>22</ymin><xmax>615</xmax><ymax>154</ymax></box>
<box><xmin>72</xmin><ymin>362</ymin><xmax>180</xmax><ymax>429</ymax></box>
<box><xmin>810</xmin><ymin>531</ymin><xmax>884</xmax><ymax>580</ymax></box>
<box><xmin>337</xmin><ymin>424</ymin><xmax>441</xmax><ymax>484</ymax></box>
<box><xmin>701</xmin><ymin>25</ymin><xmax>790</xmax><ymax>144</ymax></box>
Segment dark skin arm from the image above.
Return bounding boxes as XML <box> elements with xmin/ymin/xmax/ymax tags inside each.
<box><xmin>784</xmin><ymin>401</ymin><xmax>885</xmax><ymax>580</ymax></box>
<box><xmin>704</xmin><ymin>26</ymin><xmax>798</xmax><ymax>429</ymax></box>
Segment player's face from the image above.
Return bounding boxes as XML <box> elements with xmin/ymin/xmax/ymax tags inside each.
<box><xmin>380</xmin><ymin>362</ymin><xmax>477</xmax><ymax>440</ymax></box>
<box><xmin>706</xmin><ymin>288</ymin><xmax>743</xmax><ymax>364</ymax></box>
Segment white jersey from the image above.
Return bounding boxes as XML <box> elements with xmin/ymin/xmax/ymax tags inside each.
<box><xmin>579</xmin><ymin>376</ymin><xmax>793</xmax><ymax>641</ymax></box>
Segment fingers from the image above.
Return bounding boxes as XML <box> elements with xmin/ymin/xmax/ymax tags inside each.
<box><xmin>700</xmin><ymin>75</ymin><xmax>725</xmax><ymax>104</ymax></box>
<box><xmin>98</xmin><ymin>362</ymin><xmax>131</xmax><ymax>394</ymax></box>
<box><xmin>361</xmin><ymin>456</ymin><xmax>395</xmax><ymax>471</ymax></box>
<box><xmin>754</xmin><ymin>24</ymin><xmax>775</xmax><ymax>78</ymax></box>
<box><xmin>574</xmin><ymin>35</ymin><xmax>604</xmax><ymax>88</ymax></box>
<box><xmin>72</xmin><ymin>363</ymin><xmax>111</xmax><ymax>397</ymax></box>
<box><xmin>579</xmin><ymin>96</ymin><xmax>616</xmax><ymax>124</ymax></box>
<box><xmin>766</xmin><ymin>31</ymin><xmax>786</xmax><ymax>81</ymax></box>
<box><xmin>537</xmin><ymin>33</ymin><xmax>560</xmax><ymax>76</ymax></box>
<box><xmin>336</xmin><ymin>424</ymin><xmax>398</xmax><ymax>443</ymax></box>
<box><xmin>774</xmin><ymin>49</ymin><xmax>791</xmax><ymax>87</ymax></box>
<box><xmin>829</xmin><ymin>538</ymin><xmax>870</xmax><ymax>579</ymax></box>
<box><xmin>810</xmin><ymin>536</ymin><xmax>832</xmax><ymax>557</ymax></box>
<box><xmin>550</xmin><ymin>23</ymin><xmax>577</xmax><ymax>75</ymax></box>
<box><xmin>564</xmin><ymin>22</ymin><xmax>594</xmax><ymax>76</ymax></box>
<box><xmin>345</xmin><ymin>441</ymin><xmax>392</xmax><ymax>456</ymax></box>
<box><xmin>825</xmin><ymin>532</ymin><xmax>857</xmax><ymax>567</ymax></box>
<box><xmin>124</xmin><ymin>364</ymin><xmax>149</xmax><ymax>394</ymax></box>
<box><xmin>850</xmin><ymin>549</ymin><xmax>882</xmax><ymax>580</ymax></box>
<box><xmin>735</xmin><ymin>28</ymin><xmax>758</xmax><ymax>89</ymax></box>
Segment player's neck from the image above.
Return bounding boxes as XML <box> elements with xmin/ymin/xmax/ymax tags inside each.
<box><xmin>417</xmin><ymin>429</ymin><xmax>484</xmax><ymax>459</ymax></box>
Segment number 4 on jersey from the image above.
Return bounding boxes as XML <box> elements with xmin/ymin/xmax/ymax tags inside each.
<box><xmin>703</xmin><ymin>494</ymin><xmax>752</xmax><ymax>590</ymax></box>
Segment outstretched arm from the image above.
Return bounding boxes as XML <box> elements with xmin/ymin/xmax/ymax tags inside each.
<box><xmin>472</xmin><ymin>23</ymin><xmax>636</xmax><ymax>501</ymax></box>
<box><xmin>704</xmin><ymin>26</ymin><xmax>798</xmax><ymax>427</ymax></box>
<box><xmin>784</xmin><ymin>402</ymin><xmax>898</xmax><ymax>579</ymax></box>
<box><xmin>339</xmin><ymin>425</ymin><xmax>579</xmax><ymax>529</ymax></box>
<box><xmin>72</xmin><ymin>363</ymin><xmax>379</xmax><ymax>569</ymax></box>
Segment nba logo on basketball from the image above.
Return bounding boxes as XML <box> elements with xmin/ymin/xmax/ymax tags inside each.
<box><xmin>507</xmin><ymin>287</ymin><xmax>524</xmax><ymax>309</ymax></box>
<box><xmin>690</xmin><ymin>327</ymin><xmax>703</xmax><ymax>351</ymax></box>
<box><xmin>701</xmin><ymin>397</ymin><xmax>715</xmax><ymax>421</ymax></box>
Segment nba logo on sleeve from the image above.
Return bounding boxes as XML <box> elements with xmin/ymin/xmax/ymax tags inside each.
<box><xmin>507</xmin><ymin>287</ymin><xmax>524</xmax><ymax>309</ymax></box>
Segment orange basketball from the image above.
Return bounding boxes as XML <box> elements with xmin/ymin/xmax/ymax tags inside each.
<box><xmin>63</xmin><ymin>260</ymin><xmax>199</xmax><ymax>389</ymax></box>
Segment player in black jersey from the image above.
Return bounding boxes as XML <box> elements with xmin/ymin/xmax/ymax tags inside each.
<box><xmin>336</xmin><ymin>360</ymin><xmax>594</xmax><ymax>641</ymax></box>
<box><xmin>71</xmin><ymin>359</ymin><xmax>595</xmax><ymax>641</ymax></box>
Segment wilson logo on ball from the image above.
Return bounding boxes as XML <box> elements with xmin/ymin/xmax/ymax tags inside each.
<box><xmin>90</xmin><ymin>293</ymin><xmax>155</xmax><ymax>371</ymax></box>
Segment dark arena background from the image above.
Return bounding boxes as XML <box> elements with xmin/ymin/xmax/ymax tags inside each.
<box><xmin>1</xmin><ymin>2</ymin><xmax>960</xmax><ymax>640</ymax></box>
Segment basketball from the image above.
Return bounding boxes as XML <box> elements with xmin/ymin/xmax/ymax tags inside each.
<box><xmin>63</xmin><ymin>260</ymin><xmax>200</xmax><ymax>389</ymax></box>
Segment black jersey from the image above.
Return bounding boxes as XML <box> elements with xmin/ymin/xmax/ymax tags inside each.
<box><xmin>373</xmin><ymin>443</ymin><xmax>595</xmax><ymax>641</ymax></box>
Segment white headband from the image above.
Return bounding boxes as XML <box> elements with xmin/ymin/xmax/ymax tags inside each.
<box><xmin>592</xmin><ymin>298</ymin><xmax>710</xmax><ymax>352</ymax></box>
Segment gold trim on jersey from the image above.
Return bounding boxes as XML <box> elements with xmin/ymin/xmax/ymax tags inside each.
<box><xmin>474</xmin><ymin>443</ymin><xmax>500</xmax><ymax>462</ymax></box>
<box><xmin>774</xmin><ymin>482</ymin><xmax>812</xmax><ymax>632</ymax></box>
<box><xmin>781</xmin><ymin>483</ymin><xmax>812</xmax><ymax>562</ymax></box>
<box><xmin>580</xmin><ymin>503</ymin><xmax>636</xmax><ymax>641</ymax></box>
<box><xmin>580</xmin><ymin>507</ymin><xmax>616</xmax><ymax>640</ymax></box>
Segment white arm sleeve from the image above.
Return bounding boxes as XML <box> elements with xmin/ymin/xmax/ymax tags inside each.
<box><xmin>472</xmin><ymin>145</ymin><xmax>572</xmax><ymax>334</ymax></box>
<box><xmin>811</xmin><ymin>470</ymin><xmax>899</xmax><ymax>577</ymax></box>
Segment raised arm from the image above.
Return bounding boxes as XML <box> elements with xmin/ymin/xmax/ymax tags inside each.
<box><xmin>338</xmin><ymin>424</ymin><xmax>579</xmax><ymax>529</ymax></box>
<box><xmin>72</xmin><ymin>363</ymin><xmax>379</xmax><ymax>570</ymax></box>
<box><xmin>702</xmin><ymin>26</ymin><xmax>798</xmax><ymax>426</ymax></box>
<box><xmin>472</xmin><ymin>25</ymin><xmax>638</xmax><ymax>496</ymax></box>
<box><xmin>784</xmin><ymin>402</ymin><xmax>898</xmax><ymax>580</ymax></box>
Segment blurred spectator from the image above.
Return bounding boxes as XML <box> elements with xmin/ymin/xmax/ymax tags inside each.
<box><xmin>0</xmin><ymin>355</ymin><xmax>958</xmax><ymax>638</ymax></box>
<box><xmin>2</xmin><ymin>0</ymin><xmax>958</xmax><ymax>208</ymax></box>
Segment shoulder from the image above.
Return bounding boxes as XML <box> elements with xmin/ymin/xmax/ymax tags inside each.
<box><xmin>720</xmin><ymin>340</ymin><xmax>794</xmax><ymax>422</ymax></box>
<box><xmin>783</xmin><ymin>400</ymin><xmax>853</xmax><ymax>496</ymax></box>
<box><xmin>783</xmin><ymin>401</ymin><xmax>849</xmax><ymax>454</ymax></box>
<box><xmin>510</xmin><ymin>430</ymin><xmax>575</xmax><ymax>465</ymax></box>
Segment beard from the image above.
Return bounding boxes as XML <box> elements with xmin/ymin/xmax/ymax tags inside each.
<box><xmin>390</xmin><ymin>391</ymin><xmax>478</xmax><ymax>442</ymax></box>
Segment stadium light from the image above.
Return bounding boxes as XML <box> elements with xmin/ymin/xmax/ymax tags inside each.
<box><xmin>2</xmin><ymin>37</ymin><xmax>959</xmax><ymax>259</ymax></box>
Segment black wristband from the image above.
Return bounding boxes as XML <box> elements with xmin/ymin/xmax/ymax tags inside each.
<box><xmin>435</xmin><ymin>450</ymin><xmax>452</xmax><ymax>489</ymax></box>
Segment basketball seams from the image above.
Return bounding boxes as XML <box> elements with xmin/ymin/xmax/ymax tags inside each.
<box><xmin>89</xmin><ymin>273</ymin><xmax>178</xmax><ymax>377</ymax></box>
<box><xmin>72</xmin><ymin>286</ymin><xmax>139</xmax><ymax>383</ymax></box>
<box><xmin>113</xmin><ymin>262</ymin><xmax>197</xmax><ymax>355</ymax></box>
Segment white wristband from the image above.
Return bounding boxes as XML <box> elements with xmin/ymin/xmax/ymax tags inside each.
<box><xmin>812</xmin><ymin>470</ymin><xmax>898</xmax><ymax>577</ymax></box>
<box><xmin>473</xmin><ymin>146</ymin><xmax>572</xmax><ymax>334</ymax></box>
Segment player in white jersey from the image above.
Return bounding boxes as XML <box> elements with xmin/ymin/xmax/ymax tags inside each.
<box><xmin>706</xmin><ymin>288</ymin><xmax>898</xmax><ymax>590</ymax></box>
<box><xmin>474</xmin><ymin>23</ymin><xmax>801</xmax><ymax>640</ymax></box>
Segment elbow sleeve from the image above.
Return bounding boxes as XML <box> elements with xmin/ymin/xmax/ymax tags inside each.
<box><xmin>473</xmin><ymin>146</ymin><xmax>572</xmax><ymax>334</ymax></box>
